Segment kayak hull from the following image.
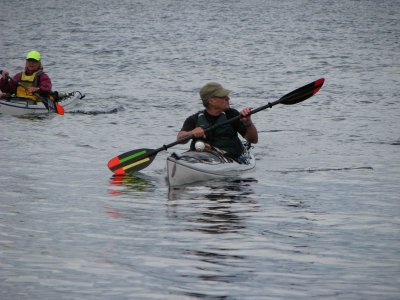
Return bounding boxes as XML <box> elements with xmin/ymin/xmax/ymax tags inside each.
<box><xmin>166</xmin><ymin>147</ymin><xmax>255</xmax><ymax>186</ymax></box>
<box><xmin>0</xmin><ymin>91</ymin><xmax>84</xmax><ymax>116</ymax></box>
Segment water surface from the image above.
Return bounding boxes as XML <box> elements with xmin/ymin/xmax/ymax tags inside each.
<box><xmin>1</xmin><ymin>0</ymin><xmax>399</xmax><ymax>299</ymax></box>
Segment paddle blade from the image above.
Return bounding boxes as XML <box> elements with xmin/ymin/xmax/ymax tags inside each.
<box><xmin>107</xmin><ymin>148</ymin><xmax>157</xmax><ymax>174</ymax></box>
<box><xmin>55</xmin><ymin>103</ymin><xmax>64</xmax><ymax>115</ymax></box>
<box><xmin>280</xmin><ymin>78</ymin><xmax>325</xmax><ymax>105</ymax></box>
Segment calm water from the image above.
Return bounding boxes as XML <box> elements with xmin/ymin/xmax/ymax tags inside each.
<box><xmin>1</xmin><ymin>0</ymin><xmax>399</xmax><ymax>299</ymax></box>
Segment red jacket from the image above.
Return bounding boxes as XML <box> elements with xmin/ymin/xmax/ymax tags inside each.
<box><xmin>0</xmin><ymin>68</ymin><xmax>52</xmax><ymax>96</ymax></box>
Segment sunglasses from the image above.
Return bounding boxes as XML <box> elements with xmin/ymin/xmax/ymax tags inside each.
<box><xmin>214</xmin><ymin>96</ymin><xmax>230</xmax><ymax>100</ymax></box>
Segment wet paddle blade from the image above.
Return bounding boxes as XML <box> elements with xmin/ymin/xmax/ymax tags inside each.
<box><xmin>107</xmin><ymin>148</ymin><xmax>157</xmax><ymax>174</ymax></box>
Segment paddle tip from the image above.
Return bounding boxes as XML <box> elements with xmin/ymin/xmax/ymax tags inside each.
<box><xmin>315</xmin><ymin>78</ymin><xmax>325</xmax><ymax>86</ymax></box>
<box><xmin>108</xmin><ymin>157</ymin><xmax>127</xmax><ymax>175</ymax></box>
<box><xmin>108</xmin><ymin>157</ymin><xmax>121</xmax><ymax>169</ymax></box>
<box><xmin>313</xmin><ymin>78</ymin><xmax>325</xmax><ymax>95</ymax></box>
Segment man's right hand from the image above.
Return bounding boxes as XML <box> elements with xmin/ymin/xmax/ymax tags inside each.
<box><xmin>191</xmin><ymin>127</ymin><xmax>206</xmax><ymax>138</ymax></box>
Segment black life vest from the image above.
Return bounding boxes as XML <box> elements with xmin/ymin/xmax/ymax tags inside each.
<box><xmin>192</xmin><ymin>110</ymin><xmax>244</xmax><ymax>157</ymax></box>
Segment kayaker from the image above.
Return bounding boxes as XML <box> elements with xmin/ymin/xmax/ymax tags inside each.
<box><xmin>177</xmin><ymin>82</ymin><xmax>258</xmax><ymax>158</ymax></box>
<box><xmin>0</xmin><ymin>50</ymin><xmax>52</xmax><ymax>100</ymax></box>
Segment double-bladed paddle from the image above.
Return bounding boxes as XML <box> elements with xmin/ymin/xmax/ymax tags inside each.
<box><xmin>108</xmin><ymin>78</ymin><xmax>325</xmax><ymax>175</ymax></box>
<box><xmin>0</xmin><ymin>70</ymin><xmax>64</xmax><ymax>115</ymax></box>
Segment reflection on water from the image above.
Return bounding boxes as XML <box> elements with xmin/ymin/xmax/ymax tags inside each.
<box><xmin>167</xmin><ymin>178</ymin><xmax>260</xmax><ymax>234</ymax></box>
<box><xmin>268</xmin><ymin>166</ymin><xmax>374</xmax><ymax>174</ymax></box>
<box><xmin>16</xmin><ymin>114</ymin><xmax>55</xmax><ymax>121</ymax></box>
<box><xmin>105</xmin><ymin>173</ymin><xmax>163</xmax><ymax>224</ymax></box>
<box><xmin>107</xmin><ymin>173</ymin><xmax>157</xmax><ymax>195</ymax></box>
<box><xmin>165</xmin><ymin>179</ymin><xmax>261</xmax><ymax>296</ymax></box>
<box><xmin>168</xmin><ymin>177</ymin><xmax>258</xmax><ymax>201</ymax></box>
<box><xmin>104</xmin><ymin>204</ymin><xmax>121</xmax><ymax>219</ymax></box>
<box><xmin>69</xmin><ymin>108</ymin><xmax>121</xmax><ymax>115</ymax></box>
<box><xmin>103</xmin><ymin>176</ymin><xmax>262</xmax><ymax>298</ymax></box>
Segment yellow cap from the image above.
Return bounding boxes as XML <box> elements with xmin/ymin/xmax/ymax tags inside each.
<box><xmin>25</xmin><ymin>50</ymin><xmax>41</xmax><ymax>61</ymax></box>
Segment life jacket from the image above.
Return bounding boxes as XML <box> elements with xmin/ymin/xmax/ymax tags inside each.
<box><xmin>193</xmin><ymin>110</ymin><xmax>244</xmax><ymax>157</ymax></box>
<box><xmin>16</xmin><ymin>71</ymin><xmax>42</xmax><ymax>100</ymax></box>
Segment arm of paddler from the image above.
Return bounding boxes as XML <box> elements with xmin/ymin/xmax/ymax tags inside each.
<box><xmin>240</xmin><ymin>107</ymin><xmax>258</xmax><ymax>144</ymax></box>
<box><xmin>177</xmin><ymin>127</ymin><xmax>205</xmax><ymax>143</ymax></box>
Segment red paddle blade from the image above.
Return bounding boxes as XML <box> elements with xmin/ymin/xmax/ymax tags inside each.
<box><xmin>280</xmin><ymin>78</ymin><xmax>325</xmax><ymax>105</ymax></box>
<box><xmin>55</xmin><ymin>103</ymin><xmax>64</xmax><ymax>115</ymax></box>
<box><xmin>108</xmin><ymin>156</ymin><xmax>121</xmax><ymax>170</ymax></box>
<box><xmin>107</xmin><ymin>148</ymin><xmax>156</xmax><ymax>174</ymax></box>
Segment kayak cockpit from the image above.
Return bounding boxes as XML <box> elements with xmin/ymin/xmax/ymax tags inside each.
<box><xmin>170</xmin><ymin>150</ymin><xmax>235</xmax><ymax>165</ymax></box>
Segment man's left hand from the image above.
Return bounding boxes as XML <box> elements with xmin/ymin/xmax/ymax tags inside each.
<box><xmin>28</xmin><ymin>87</ymin><xmax>40</xmax><ymax>94</ymax></box>
<box><xmin>240</xmin><ymin>107</ymin><xmax>252</xmax><ymax>123</ymax></box>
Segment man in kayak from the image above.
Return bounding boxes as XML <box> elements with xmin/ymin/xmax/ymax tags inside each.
<box><xmin>177</xmin><ymin>82</ymin><xmax>258</xmax><ymax>158</ymax></box>
<box><xmin>0</xmin><ymin>50</ymin><xmax>52</xmax><ymax>100</ymax></box>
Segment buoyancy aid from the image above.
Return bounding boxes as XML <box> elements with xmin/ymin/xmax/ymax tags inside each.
<box><xmin>16</xmin><ymin>71</ymin><xmax>42</xmax><ymax>100</ymax></box>
<box><xmin>193</xmin><ymin>110</ymin><xmax>244</xmax><ymax>157</ymax></box>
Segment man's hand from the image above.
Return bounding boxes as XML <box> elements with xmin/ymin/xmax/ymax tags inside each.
<box><xmin>240</xmin><ymin>107</ymin><xmax>253</xmax><ymax>124</ymax></box>
<box><xmin>0</xmin><ymin>69</ymin><xmax>9</xmax><ymax>80</ymax></box>
<box><xmin>191</xmin><ymin>126</ymin><xmax>206</xmax><ymax>138</ymax></box>
<box><xmin>28</xmin><ymin>86</ymin><xmax>40</xmax><ymax>94</ymax></box>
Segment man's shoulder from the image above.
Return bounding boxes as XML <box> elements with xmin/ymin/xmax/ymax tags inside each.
<box><xmin>38</xmin><ymin>71</ymin><xmax>50</xmax><ymax>78</ymax></box>
<box><xmin>13</xmin><ymin>72</ymin><xmax>23</xmax><ymax>80</ymax></box>
<box><xmin>184</xmin><ymin>111</ymin><xmax>201</xmax><ymax>123</ymax></box>
<box><xmin>190</xmin><ymin>110</ymin><xmax>203</xmax><ymax>118</ymax></box>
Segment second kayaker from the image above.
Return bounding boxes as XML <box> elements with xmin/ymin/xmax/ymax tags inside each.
<box><xmin>0</xmin><ymin>50</ymin><xmax>52</xmax><ymax>100</ymax></box>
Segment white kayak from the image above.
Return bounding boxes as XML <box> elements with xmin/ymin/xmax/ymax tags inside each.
<box><xmin>0</xmin><ymin>91</ymin><xmax>84</xmax><ymax>116</ymax></box>
<box><xmin>166</xmin><ymin>145</ymin><xmax>256</xmax><ymax>186</ymax></box>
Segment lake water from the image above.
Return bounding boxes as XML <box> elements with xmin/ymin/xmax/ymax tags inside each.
<box><xmin>1</xmin><ymin>0</ymin><xmax>399</xmax><ymax>299</ymax></box>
